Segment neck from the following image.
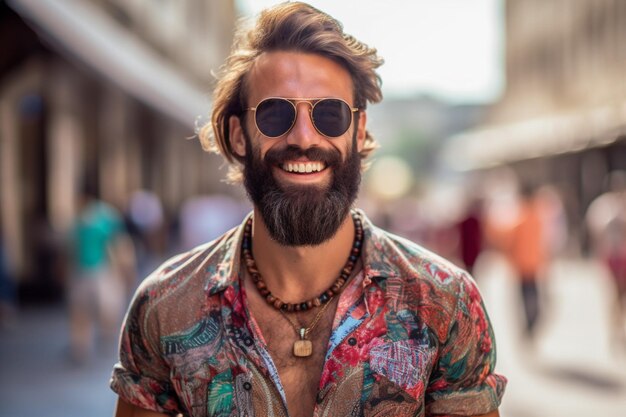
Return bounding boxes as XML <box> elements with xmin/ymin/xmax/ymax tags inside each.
<box><xmin>249</xmin><ymin>207</ymin><xmax>356</xmax><ymax>303</ymax></box>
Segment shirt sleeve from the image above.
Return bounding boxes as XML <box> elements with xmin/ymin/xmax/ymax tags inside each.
<box><xmin>110</xmin><ymin>284</ymin><xmax>183</xmax><ymax>415</ymax></box>
<box><xmin>425</xmin><ymin>272</ymin><xmax>507</xmax><ymax>416</ymax></box>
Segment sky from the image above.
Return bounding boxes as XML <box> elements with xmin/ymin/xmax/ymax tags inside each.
<box><xmin>236</xmin><ymin>0</ymin><xmax>504</xmax><ymax>104</ymax></box>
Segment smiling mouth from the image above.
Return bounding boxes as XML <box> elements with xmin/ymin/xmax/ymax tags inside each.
<box><xmin>280</xmin><ymin>161</ymin><xmax>326</xmax><ymax>174</ymax></box>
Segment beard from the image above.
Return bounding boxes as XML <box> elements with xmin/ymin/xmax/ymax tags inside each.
<box><xmin>242</xmin><ymin>133</ymin><xmax>361</xmax><ymax>247</ymax></box>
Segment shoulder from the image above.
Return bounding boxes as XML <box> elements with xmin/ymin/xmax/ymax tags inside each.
<box><xmin>131</xmin><ymin>223</ymin><xmax>242</xmax><ymax>324</ymax></box>
<box><xmin>367</xmin><ymin>222</ymin><xmax>470</xmax><ymax>292</ymax></box>
<box><xmin>365</xmin><ymin>223</ymin><xmax>480</xmax><ymax>342</ymax></box>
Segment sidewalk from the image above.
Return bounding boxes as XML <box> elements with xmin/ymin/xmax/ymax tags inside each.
<box><xmin>477</xmin><ymin>254</ymin><xmax>626</xmax><ymax>416</ymax></box>
<box><xmin>0</xmin><ymin>257</ymin><xmax>625</xmax><ymax>416</ymax></box>
<box><xmin>0</xmin><ymin>307</ymin><xmax>118</xmax><ymax>417</ymax></box>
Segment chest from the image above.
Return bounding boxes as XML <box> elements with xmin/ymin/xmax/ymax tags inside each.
<box><xmin>167</xmin><ymin>300</ymin><xmax>438</xmax><ymax>417</ymax></box>
<box><xmin>250</xmin><ymin>298</ymin><xmax>337</xmax><ymax>417</ymax></box>
<box><xmin>165</xmin><ymin>270</ymin><xmax>451</xmax><ymax>417</ymax></box>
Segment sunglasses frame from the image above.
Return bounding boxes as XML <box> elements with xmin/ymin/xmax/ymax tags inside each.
<box><xmin>246</xmin><ymin>97</ymin><xmax>359</xmax><ymax>138</ymax></box>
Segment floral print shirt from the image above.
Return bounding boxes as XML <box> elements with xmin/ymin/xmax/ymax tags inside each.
<box><xmin>110</xmin><ymin>211</ymin><xmax>507</xmax><ymax>416</ymax></box>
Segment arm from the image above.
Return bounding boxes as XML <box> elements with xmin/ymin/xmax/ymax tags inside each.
<box><xmin>425</xmin><ymin>273</ymin><xmax>507</xmax><ymax>416</ymax></box>
<box><xmin>114</xmin><ymin>398</ymin><xmax>172</xmax><ymax>417</ymax></box>
<box><xmin>111</xmin><ymin>285</ymin><xmax>184</xmax><ymax>415</ymax></box>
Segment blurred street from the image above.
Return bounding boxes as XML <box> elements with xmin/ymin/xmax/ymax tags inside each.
<box><xmin>0</xmin><ymin>307</ymin><xmax>119</xmax><ymax>417</ymax></box>
<box><xmin>1</xmin><ymin>1</ymin><xmax>626</xmax><ymax>416</ymax></box>
<box><xmin>1</xmin><ymin>256</ymin><xmax>626</xmax><ymax>417</ymax></box>
<box><xmin>480</xmin><ymin>254</ymin><xmax>626</xmax><ymax>417</ymax></box>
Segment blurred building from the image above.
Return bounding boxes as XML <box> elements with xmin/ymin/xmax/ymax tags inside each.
<box><xmin>0</xmin><ymin>0</ymin><xmax>236</xmax><ymax>299</ymax></box>
<box><xmin>442</xmin><ymin>0</ymin><xmax>626</xmax><ymax>251</ymax></box>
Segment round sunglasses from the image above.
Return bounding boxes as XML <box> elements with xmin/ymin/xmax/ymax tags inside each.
<box><xmin>246</xmin><ymin>97</ymin><xmax>359</xmax><ymax>138</ymax></box>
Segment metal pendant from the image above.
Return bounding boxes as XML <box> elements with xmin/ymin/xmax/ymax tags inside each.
<box><xmin>293</xmin><ymin>328</ymin><xmax>312</xmax><ymax>357</ymax></box>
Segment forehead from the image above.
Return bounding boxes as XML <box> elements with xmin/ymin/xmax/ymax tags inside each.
<box><xmin>245</xmin><ymin>51</ymin><xmax>354</xmax><ymax>105</ymax></box>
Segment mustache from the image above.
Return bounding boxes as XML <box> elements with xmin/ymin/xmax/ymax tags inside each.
<box><xmin>264</xmin><ymin>145</ymin><xmax>342</xmax><ymax>167</ymax></box>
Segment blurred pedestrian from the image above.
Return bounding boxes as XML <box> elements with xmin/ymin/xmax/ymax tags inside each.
<box><xmin>457</xmin><ymin>197</ymin><xmax>484</xmax><ymax>276</ymax></box>
<box><xmin>126</xmin><ymin>189</ymin><xmax>166</xmax><ymax>278</ymax></box>
<box><xmin>488</xmin><ymin>185</ymin><xmax>548</xmax><ymax>341</ymax></box>
<box><xmin>68</xmin><ymin>184</ymin><xmax>134</xmax><ymax>364</ymax></box>
<box><xmin>178</xmin><ymin>194</ymin><xmax>247</xmax><ymax>250</ymax></box>
<box><xmin>586</xmin><ymin>171</ymin><xmax>626</xmax><ymax>352</ymax></box>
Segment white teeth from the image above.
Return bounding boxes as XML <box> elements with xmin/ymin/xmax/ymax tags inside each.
<box><xmin>282</xmin><ymin>162</ymin><xmax>326</xmax><ymax>173</ymax></box>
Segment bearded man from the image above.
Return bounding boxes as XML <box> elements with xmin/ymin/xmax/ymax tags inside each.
<box><xmin>110</xmin><ymin>3</ymin><xmax>507</xmax><ymax>416</ymax></box>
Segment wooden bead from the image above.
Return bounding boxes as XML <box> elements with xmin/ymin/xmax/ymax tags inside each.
<box><xmin>241</xmin><ymin>213</ymin><xmax>364</xmax><ymax>313</ymax></box>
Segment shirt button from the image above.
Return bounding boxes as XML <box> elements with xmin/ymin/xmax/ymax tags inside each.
<box><xmin>348</xmin><ymin>337</ymin><xmax>357</xmax><ymax>346</ymax></box>
<box><xmin>243</xmin><ymin>382</ymin><xmax>252</xmax><ymax>391</ymax></box>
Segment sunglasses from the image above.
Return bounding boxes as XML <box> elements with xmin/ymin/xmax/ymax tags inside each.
<box><xmin>246</xmin><ymin>97</ymin><xmax>359</xmax><ymax>138</ymax></box>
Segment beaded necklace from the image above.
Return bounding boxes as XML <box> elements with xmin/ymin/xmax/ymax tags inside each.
<box><xmin>242</xmin><ymin>213</ymin><xmax>363</xmax><ymax>312</ymax></box>
<box><xmin>241</xmin><ymin>213</ymin><xmax>363</xmax><ymax>357</ymax></box>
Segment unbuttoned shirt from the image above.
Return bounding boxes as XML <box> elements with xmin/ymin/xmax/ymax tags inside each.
<box><xmin>110</xmin><ymin>212</ymin><xmax>507</xmax><ymax>416</ymax></box>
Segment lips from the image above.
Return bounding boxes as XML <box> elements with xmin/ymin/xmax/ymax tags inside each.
<box><xmin>281</xmin><ymin>161</ymin><xmax>326</xmax><ymax>173</ymax></box>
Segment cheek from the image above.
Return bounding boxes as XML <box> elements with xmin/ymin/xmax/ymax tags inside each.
<box><xmin>259</xmin><ymin>140</ymin><xmax>278</xmax><ymax>159</ymax></box>
<box><xmin>248</xmin><ymin>135</ymin><xmax>277</xmax><ymax>162</ymax></box>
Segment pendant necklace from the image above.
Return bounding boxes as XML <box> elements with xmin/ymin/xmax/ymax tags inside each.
<box><xmin>278</xmin><ymin>297</ymin><xmax>335</xmax><ymax>357</ymax></box>
<box><xmin>241</xmin><ymin>213</ymin><xmax>363</xmax><ymax>357</ymax></box>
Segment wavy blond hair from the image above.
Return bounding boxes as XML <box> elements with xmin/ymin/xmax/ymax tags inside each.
<box><xmin>198</xmin><ymin>2</ymin><xmax>384</xmax><ymax>181</ymax></box>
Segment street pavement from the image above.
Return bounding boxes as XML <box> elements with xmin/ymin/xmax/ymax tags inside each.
<box><xmin>1</xmin><ymin>255</ymin><xmax>625</xmax><ymax>417</ymax></box>
<box><xmin>0</xmin><ymin>307</ymin><xmax>119</xmax><ymax>417</ymax></box>
<box><xmin>478</xmin><ymin>254</ymin><xmax>626</xmax><ymax>417</ymax></box>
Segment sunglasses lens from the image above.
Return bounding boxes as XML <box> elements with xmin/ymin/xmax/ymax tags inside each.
<box><xmin>255</xmin><ymin>98</ymin><xmax>296</xmax><ymax>137</ymax></box>
<box><xmin>312</xmin><ymin>99</ymin><xmax>353</xmax><ymax>137</ymax></box>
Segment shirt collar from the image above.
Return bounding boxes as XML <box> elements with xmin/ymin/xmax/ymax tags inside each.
<box><xmin>204</xmin><ymin>209</ymin><xmax>401</xmax><ymax>296</ymax></box>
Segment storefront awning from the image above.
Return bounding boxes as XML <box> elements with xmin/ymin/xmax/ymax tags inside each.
<box><xmin>441</xmin><ymin>102</ymin><xmax>626</xmax><ymax>172</ymax></box>
<box><xmin>8</xmin><ymin>0</ymin><xmax>211</xmax><ymax>128</ymax></box>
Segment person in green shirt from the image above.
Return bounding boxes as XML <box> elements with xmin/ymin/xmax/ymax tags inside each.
<box><xmin>68</xmin><ymin>186</ymin><xmax>133</xmax><ymax>364</ymax></box>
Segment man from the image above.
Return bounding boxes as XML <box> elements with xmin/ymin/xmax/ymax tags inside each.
<box><xmin>110</xmin><ymin>3</ymin><xmax>506</xmax><ymax>416</ymax></box>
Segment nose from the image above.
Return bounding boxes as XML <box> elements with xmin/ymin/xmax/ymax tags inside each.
<box><xmin>285</xmin><ymin>101</ymin><xmax>322</xmax><ymax>149</ymax></box>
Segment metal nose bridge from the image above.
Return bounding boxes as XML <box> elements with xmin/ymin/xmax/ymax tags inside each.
<box><xmin>289</xmin><ymin>99</ymin><xmax>319</xmax><ymax>127</ymax></box>
<box><xmin>289</xmin><ymin>98</ymin><xmax>318</xmax><ymax>116</ymax></box>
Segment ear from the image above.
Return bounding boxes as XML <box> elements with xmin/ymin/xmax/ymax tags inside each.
<box><xmin>229</xmin><ymin>115</ymin><xmax>246</xmax><ymax>157</ymax></box>
<box><xmin>355</xmin><ymin>110</ymin><xmax>367</xmax><ymax>152</ymax></box>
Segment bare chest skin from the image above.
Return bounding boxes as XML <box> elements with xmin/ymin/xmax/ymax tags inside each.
<box><xmin>244</xmin><ymin>275</ymin><xmax>339</xmax><ymax>417</ymax></box>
